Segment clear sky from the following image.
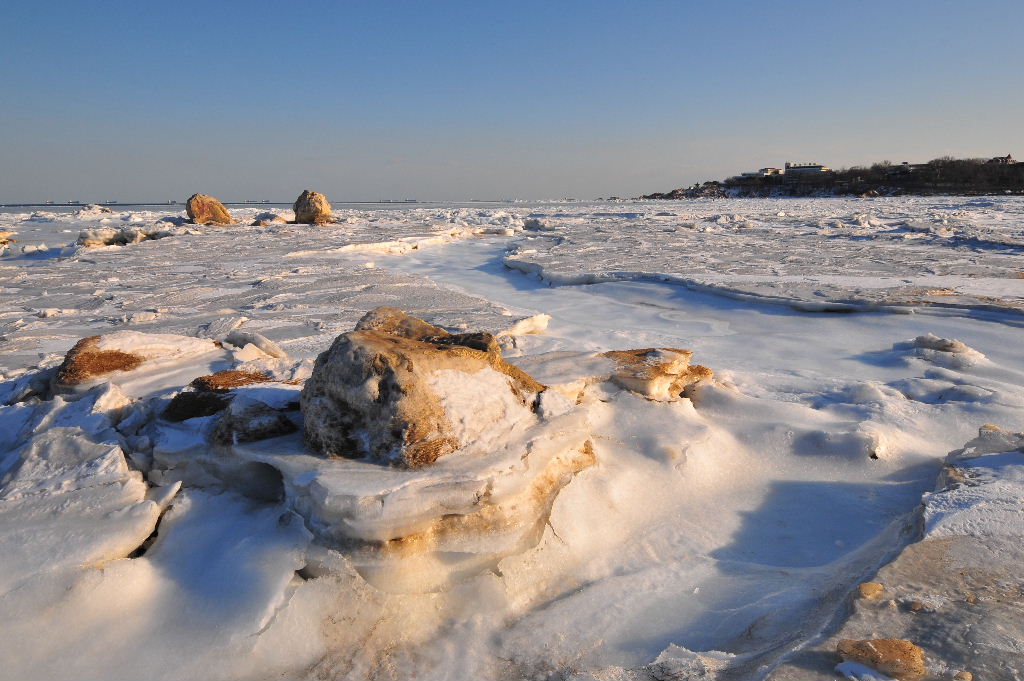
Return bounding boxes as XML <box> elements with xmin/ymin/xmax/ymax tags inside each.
<box><xmin>2</xmin><ymin>0</ymin><xmax>1022</xmax><ymax>202</ymax></box>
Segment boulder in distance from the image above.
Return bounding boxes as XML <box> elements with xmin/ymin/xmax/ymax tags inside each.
<box><xmin>185</xmin><ymin>193</ymin><xmax>235</xmax><ymax>225</ymax></box>
<box><xmin>293</xmin><ymin>189</ymin><xmax>333</xmax><ymax>224</ymax></box>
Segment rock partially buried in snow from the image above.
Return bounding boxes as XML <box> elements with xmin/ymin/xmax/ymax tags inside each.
<box><xmin>185</xmin><ymin>193</ymin><xmax>235</xmax><ymax>225</ymax></box>
<box><xmin>353</xmin><ymin>305</ymin><xmax>450</xmax><ymax>341</ymax></box>
<box><xmin>857</xmin><ymin>582</ymin><xmax>885</xmax><ymax>600</ymax></box>
<box><xmin>191</xmin><ymin>369</ymin><xmax>274</xmax><ymax>392</ymax></box>
<box><xmin>293</xmin><ymin>189</ymin><xmax>333</xmax><ymax>225</ymax></box>
<box><xmin>53</xmin><ymin>331</ymin><xmax>227</xmax><ymax>394</ymax></box>
<box><xmin>55</xmin><ymin>336</ymin><xmax>146</xmax><ymax>387</ymax></box>
<box><xmin>602</xmin><ymin>348</ymin><xmax>713</xmax><ymax>401</ymax></box>
<box><xmin>906</xmin><ymin>332</ymin><xmax>986</xmax><ymax>370</ymax></box>
<box><xmin>510</xmin><ymin>347</ymin><xmax>714</xmax><ymax>405</ymax></box>
<box><xmin>250</xmin><ymin>212</ymin><xmax>287</xmax><ymax>226</ymax></box>
<box><xmin>211</xmin><ymin>396</ymin><xmax>297</xmax><ymax>446</ymax></box>
<box><xmin>836</xmin><ymin>638</ymin><xmax>926</xmax><ymax>680</ymax></box>
<box><xmin>301</xmin><ymin>307</ymin><xmax>544</xmax><ymax>467</ymax></box>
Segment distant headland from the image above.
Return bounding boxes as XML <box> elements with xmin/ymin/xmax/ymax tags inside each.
<box><xmin>637</xmin><ymin>153</ymin><xmax>1024</xmax><ymax>199</ymax></box>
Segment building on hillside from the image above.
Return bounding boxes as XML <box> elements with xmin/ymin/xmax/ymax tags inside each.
<box><xmin>782</xmin><ymin>162</ymin><xmax>833</xmax><ymax>185</ymax></box>
<box><xmin>987</xmin><ymin>154</ymin><xmax>1016</xmax><ymax>165</ymax></box>
<box><xmin>784</xmin><ymin>162</ymin><xmax>832</xmax><ymax>174</ymax></box>
<box><xmin>739</xmin><ymin>167</ymin><xmax>783</xmax><ymax>178</ymax></box>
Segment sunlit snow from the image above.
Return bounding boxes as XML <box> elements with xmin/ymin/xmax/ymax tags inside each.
<box><xmin>1</xmin><ymin>198</ymin><xmax>1022</xmax><ymax>680</ymax></box>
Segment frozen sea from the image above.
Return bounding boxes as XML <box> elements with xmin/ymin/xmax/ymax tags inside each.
<box><xmin>0</xmin><ymin>197</ymin><xmax>1022</xmax><ymax>680</ymax></box>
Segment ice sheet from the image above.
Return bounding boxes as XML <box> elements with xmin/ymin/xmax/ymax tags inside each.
<box><xmin>1</xmin><ymin>199</ymin><xmax>1022</xmax><ymax>680</ymax></box>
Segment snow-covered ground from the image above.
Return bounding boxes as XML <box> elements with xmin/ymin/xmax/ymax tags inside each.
<box><xmin>1</xmin><ymin>198</ymin><xmax>1022</xmax><ymax>680</ymax></box>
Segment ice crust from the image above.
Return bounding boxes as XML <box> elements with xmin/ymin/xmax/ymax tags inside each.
<box><xmin>503</xmin><ymin>197</ymin><xmax>1024</xmax><ymax>316</ymax></box>
<box><xmin>1</xmin><ymin>199</ymin><xmax>1023</xmax><ymax>679</ymax></box>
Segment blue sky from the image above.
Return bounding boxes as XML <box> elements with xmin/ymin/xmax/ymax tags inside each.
<box><xmin>2</xmin><ymin>0</ymin><xmax>1022</xmax><ymax>201</ymax></box>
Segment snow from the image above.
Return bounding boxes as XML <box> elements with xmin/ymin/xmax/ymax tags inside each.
<box><xmin>1</xmin><ymin>198</ymin><xmax>1023</xmax><ymax>679</ymax></box>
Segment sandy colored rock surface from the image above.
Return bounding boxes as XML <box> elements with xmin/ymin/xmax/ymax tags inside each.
<box><xmin>601</xmin><ymin>347</ymin><xmax>713</xmax><ymax>401</ymax></box>
<box><xmin>858</xmin><ymin>582</ymin><xmax>885</xmax><ymax>600</ymax></box>
<box><xmin>836</xmin><ymin>638</ymin><xmax>925</xmax><ymax>679</ymax></box>
<box><xmin>293</xmin><ymin>189</ymin><xmax>332</xmax><ymax>224</ymax></box>
<box><xmin>301</xmin><ymin>310</ymin><xmax>544</xmax><ymax>467</ymax></box>
<box><xmin>55</xmin><ymin>336</ymin><xmax>144</xmax><ymax>386</ymax></box>
<box><xmin>355</xmin><ymin>305</ymin><xmax>450</xmax><ymax>340</ymax></box>
<box><xmin>191</xmin><ymin>369</ymin><xmax>272</xmax><ymax>392</ymax></box>
<box><xmin>185</xmin><ymin>193</ymin><xmax>235</xmax><ymax>225</ymax></box>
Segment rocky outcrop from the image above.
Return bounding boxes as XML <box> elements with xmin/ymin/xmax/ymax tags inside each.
<box><xmin>293</xmin><ymin>189</ymin><xmax>333</xmax><ymax>225</ymax></box>
<box><xmin>301</xmin><ymin>307</ymin><xmax>544</xmax><ymax>467</ymax></box>
<box><xmin>638</xmin><ymin>181</ymin><xmax>728</xmax><ymax>200</ymax></box>
<box><xmin>185</xmin><ymin>193</ymin><xmax>235</xmax><ymax>225</ymax></box>
<box><xmin>836</xmin><ymin>638</ymin><xmax>925</xmax><ymax>680</ymax></box>
<box><xmin>602</xmin><ymin>348</ymin><xmax>712</xmax><ymax>401</ymax></box>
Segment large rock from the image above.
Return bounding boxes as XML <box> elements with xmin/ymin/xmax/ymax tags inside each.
<box><xmin>185</xmin><ymin>193</ymin><xmax>235</xmax><ymax>225</ymax></box>
<box><xmin>293</xmin><ymin>189</ymin><xmax>333</xmax><ymax>224</ymax></box>
<box><xmin>837</xmin><ymin>639</ymin><xmax>926</xmax><ymax>680</ymax></box>
<box><xmin>301</xmin><ymin>308</ymin><xmax>544</xmax><ymax>467</ymax></box>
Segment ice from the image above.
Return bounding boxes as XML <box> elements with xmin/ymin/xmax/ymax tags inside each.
<box><xmin>1</xmin><ymin>198</ymin><xmax>1023</xmax><ymax>679</ymax></box>
<box><xmin>501</xmin><ymin>196</ymin><xmax>1024</xmax><ymax>316</ymax></box>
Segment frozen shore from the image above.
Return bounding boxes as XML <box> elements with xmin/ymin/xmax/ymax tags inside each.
<box><xmin>1</xmin><ymin>198</ymin><xmax>1022</xmax><ymax>680</ymax></box>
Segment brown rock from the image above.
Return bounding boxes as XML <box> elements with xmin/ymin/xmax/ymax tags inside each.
<box><xmin>55</xmin><ymin>336</ymin><xmax>145</xmax><ymax>386</ymax></box>
<box><xmin>301</xmin><ymin>311</ymin><xmax>544</xmax><ymax>467</ymax></box>
<box><xmin>162</xmin><ymin>391</ymin><xmax>230</xmax><ymax>422</ymax></box>
<box><xmin>602</xmin><ymin>348</ymin><xmax>713</xmax><ymax>401</ymax></box>
<box><xmin>293</xmin><ymin>189</ymin><xmax>333</xmax><ymax>224</ymax></box>
<box><xmin>836</xmin><ymin>638</ymin><xmax>926</xmax><ymax>680</ymax></box>
<box><xmin>857</xmin><ymin>582</ymin><xmax>885</xmax><ymax>600</ymax></box>
<box><xmin>356</xmin><ymin>306</ymin><xmax>502</xmax><ymax>354</ymax></box>
<box><xmin>953</xmin><ymin>671</ymin><xmax>973</xmax><ymax>681</ymax></box>
<box><xmin>53</xmin><ymin>331</ymin><xmax>225</xmax><ymax>393</ymax></box>
<box><xmin>191</xmin><ymin>369</ymin><xmax>273</xmax><ymax>393</ymax></box>
<box><xmin>355</xmin><ymin>306</ymin><xmax>451</xmax><ymax>341</ymax></box>
<box><xmin>185</xmin><ymin>193</ymin><xmax>235</xmax><ymax>225</ymax></box>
